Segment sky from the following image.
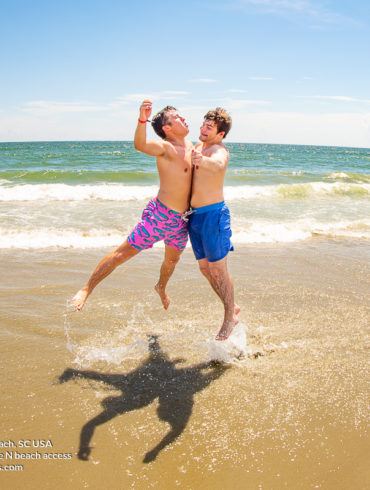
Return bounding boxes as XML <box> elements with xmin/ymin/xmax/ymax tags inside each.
<box><xmin>0</xmin><ymin>0</ymin><xmax>369</xmax><ymax>147</ymax></box>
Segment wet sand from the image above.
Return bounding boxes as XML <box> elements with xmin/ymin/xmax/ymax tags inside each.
<box><xmin>0</xmin><ymin>239</ymin><xmax>369</xmax><ymax>489</ymax></box>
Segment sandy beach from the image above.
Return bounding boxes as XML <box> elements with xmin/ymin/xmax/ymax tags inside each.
<box><xmin>1</xmin><ymin>239</ymin><xmax>369</xmax><ymax>489</ymax></box>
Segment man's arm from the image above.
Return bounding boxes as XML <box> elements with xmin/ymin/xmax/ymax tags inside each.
<box><xmin>192</xmin><ymin>146</ymin><xmax>228</xmax><ymax>173</ymax></box>
<box><xmin>134</xmin><ymin>100</ymin><xmax>166</xmax><ymax>157</ymax></box>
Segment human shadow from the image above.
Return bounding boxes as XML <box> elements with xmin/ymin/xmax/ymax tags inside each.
<box><xmin>58</xmin><ymin>335</ymin><xmax>229</xmax><ymax>463</ymax></box>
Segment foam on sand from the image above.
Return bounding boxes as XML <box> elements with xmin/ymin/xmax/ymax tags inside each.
<box><xmin>205</xmin><ymin>324</ymin><xmax>290</xmax><ymax>364</ymax></box>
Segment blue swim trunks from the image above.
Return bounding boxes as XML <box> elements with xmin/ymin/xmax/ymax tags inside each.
<box><xmin>188</xmin><ymin>201</ymin><xmax>234</xmax><ymax>262</ymax></box>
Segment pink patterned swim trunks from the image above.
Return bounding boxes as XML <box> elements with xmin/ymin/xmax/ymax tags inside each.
<box><xmin>127</xmin><ymin>198</ymin><xmax>189</xmax><ymax>251</ymax></box>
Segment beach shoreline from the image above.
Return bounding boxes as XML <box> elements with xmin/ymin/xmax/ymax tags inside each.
<box><xmin>1</xmin><ymin>238</ymin><xmax>369</xmax><ymax>489</ymax></box>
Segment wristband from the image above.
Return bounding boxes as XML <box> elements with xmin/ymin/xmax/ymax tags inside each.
<box><xmin>138</xmin><ymin>119</ymin><xmax>149</xmax><ymax>124</ymax></box>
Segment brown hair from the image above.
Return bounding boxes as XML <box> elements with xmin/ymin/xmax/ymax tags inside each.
<box><xmin>151</xmin><ymin>106</ymin><xmax>176</xmax><ymax>139</ymax></box>
<box><xmin>203</xmin><ymin>107</ymin><xmax>232</xmax><ymax>138</ymax></box>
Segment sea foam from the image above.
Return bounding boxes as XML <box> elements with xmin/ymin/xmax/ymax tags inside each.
<box><xmin>1</xmin><ymin>181</ymin><xmax>369</xmax><ymax>202</ymax></box>
<box><xmin>1</xmin><ymin>218</ymin><xmax>369</xmax><ymax>249</ymax></box>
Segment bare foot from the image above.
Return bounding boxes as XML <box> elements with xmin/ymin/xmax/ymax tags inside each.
<box><xmin>235</xmin><ymin>304</ymin><xmax>241</xmax><ymax>315</ymax></box>
<box><xmin>72</xmin><ymin>288</ymin><xmax>88</xmax><ymax>311</ymax></box>
<box><xmin>215</xmin><ymin>315</ymin><xmax>239</xmax><ymax>341</ymax></box>
<box><xmin>154</xmin><ymin>284</ymin><xmax>170</xmax><ymax>310</ymax></box>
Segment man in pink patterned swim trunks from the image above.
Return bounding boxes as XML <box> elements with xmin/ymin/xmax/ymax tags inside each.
<box><xmin>73</xmin><ymin>100</ymin><xmax>193</xmax><ymax>311</ymax></box>
<box><xmin>128</xmin><ymin>197</ymin><xmax>188</xmax><ymax>252</ymax></box>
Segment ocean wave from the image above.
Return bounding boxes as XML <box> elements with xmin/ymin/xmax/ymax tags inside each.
<box><xmin>0</xmin><ymin>228</ymin><xmax>127</xmax><ymax>249</ymax></box>
<box><xmin>1</xmin><ymin>181</ymin><xmax>369</xmax><ymax>202</ymax></box>
<box><xmin>326</xmin><ymin>172</ymin><xmax>370</xmax><ymax>183</ymax></box>
<box><xmin>226</xmin><ymin>182</ymin><xmax>370</xmax><ymax>200</ymax></box>
<box><xmin>232</xmin><ymin>220</ymin><xmax>370</xmax><ymax>243</ymax></box>
<box><xmin>328</xmin><ymin>172</ymin><xmax>351</xmax><ymax>179</ymax></box>
<box><xmin>0</xmin><ymin>183</ymin><xmax>158</xmax><ymax>202</ymax></box>
<box><xmin>1</xmin><ymin>220</ymin><xmax>369</xmax><ymax>249</ymax></box>
<box><xmin>99</xmin><ymin>151</ymin><xmax>123</xmax><ymax>155</ymax></box>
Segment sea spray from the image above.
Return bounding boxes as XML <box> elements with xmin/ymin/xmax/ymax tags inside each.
<box><xmin>1</xmin><ymin>181</ymin><xmax>369</xmax><ymax>202</ymax></box>
<box><xmin>205</xmin><ymin>324</ymin><xmax>290</xmax><ymax>364</ymax></box>
<box><xmin>72</xmin><ymin>339</ymin><xmax>148</xmax><ymax>367</ymax></box>
<box><xmin>63</xmin><ymin>300</ymin><xmax>75</xmax><ymax>354</ymax></box>
<box><xmin>205</xmin><ymin>324</ymin><xmax>248</xmax><ymax>364</ymax></box>
<box><xmin>63</xmin><ymin>302</ymin><xmax>155</xmax><ymax>367</ymax></box>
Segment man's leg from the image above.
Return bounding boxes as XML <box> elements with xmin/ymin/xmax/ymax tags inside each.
<box><xmin>201</xmin><ymin>257</ymin><xmax>238</xmax><ymax>340</ymax></box>
<box><xmin>155</xmin><ymin>245</ymin><xmax>182</xmax><ymax>310</ymax></box>
<box><xmin>198</xmin><ymin>258</ymin><xmax>240</xmax><ymax>317</ymax></box>
<box><xmin>72</xmin><ymin>239</ymin><xmax>140</xmax><ymax>310</ymax></box>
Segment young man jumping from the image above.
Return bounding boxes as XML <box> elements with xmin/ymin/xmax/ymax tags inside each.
<box><xmin>189</xmin><ymin>108</ymin><xmax>240</xmax><ymax>340</ymax></box>
<box><xmin>72</xmin><ymin>100</ymin><xmax>193</xmax><ymax>311</ymax></box>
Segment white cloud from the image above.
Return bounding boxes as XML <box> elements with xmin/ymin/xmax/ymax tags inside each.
<box><xmin>164</xmin><ymin>91</ymin><xmax>189</xmax><ymax>95</ymax></box>
<box><xmin>215</xmin><ymin>98</ymin><xmax>270</xmax><ymax>109</ymax></box>
<box><xmin>113</xmin><ymin>91</ymin><xmax>189</xmax><ymax>106</ymax></box>
<box><xmin>1</xmin><ymin>103</ymin><xmax>369</xmax><ymax>148</ymax></box>
<box><xmin>227</xmin><ymin>0</ymin><xmax>358</xmax><ymax>25</ymax></box>
<box><xmin>228</xmin><ymin>111</ymin><xmax>370</xmax><ymax>147</ymax></box>
<box><xmin>0</xmin><ymin>108</ymin><xmax>139</xmax><ymax>141</ymax></box>
<box><xmin>296</xmin><ymin>95</ymin><xmax>370</xmax><ymax>103</ymax></box>
<box><xmin>115</xmin><ymin>93</ymin><xmax>160</xmax><ymax>104</ymax></box>
<box><xmin>22</xmin><ymin>100</ymin><xmax>109</xmax><ymax>114</ymax></box>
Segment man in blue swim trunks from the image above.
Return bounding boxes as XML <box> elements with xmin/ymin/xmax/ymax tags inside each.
<box><xmin>190</xmin><ymin>108</ymin><xmax>240</xmax><ymax>340</ymax></box>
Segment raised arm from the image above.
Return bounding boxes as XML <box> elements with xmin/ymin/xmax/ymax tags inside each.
<box><xmin>134</xmin><ymin>100</ymin><xmax>166</xmax><ymax>157</ymax></box>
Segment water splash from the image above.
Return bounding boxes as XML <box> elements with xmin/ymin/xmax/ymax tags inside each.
<box><xmin>204</xmin><ymin>324</ymin><xmax>289</xmax><ymax>364</ymax></box>
<box><xmin>63</xmin><ymin>301</ymin><xmax>155</xmax><ymax>367</ymax></box>
<box><xmin>72</xmin><ymin>339</ymin><xmax>148</xmax><ymax>367</ymax></box>
<box><xmin>205</xmin><ymin>324</ymin><xmax>248</xmax><ymax>364</ymax></box>
<box><xmin>64</xmin><ymin>300</ymin><xmax>75</xmax><ymax>354</ymax></box>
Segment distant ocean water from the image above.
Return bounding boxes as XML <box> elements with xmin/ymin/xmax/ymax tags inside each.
<box><xmin>0</xmin><ymin>141</ymin><xmax>369</xmax><ymax>249</ymax></box>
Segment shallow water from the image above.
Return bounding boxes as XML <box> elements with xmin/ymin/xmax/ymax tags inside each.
<box><xmin>1</xmin><ymin>241</ymin><xmax>369</xmax><ymax>488</ymax></box>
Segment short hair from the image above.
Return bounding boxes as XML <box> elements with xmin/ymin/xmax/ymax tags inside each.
<box><xmin>151</xmin><ymin>106</ymin><xmax>176</xmax><ymax>139</ymax></box>
<box><xmin>203</xmin><ymin>107</ymin><xmax>232</xmax><ymax>139</ymax></box>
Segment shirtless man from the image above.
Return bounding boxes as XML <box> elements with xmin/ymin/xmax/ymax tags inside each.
<box><xmin>189</xmin><ymin>108</ymin><xmax>239</xmax><ymax>340</ymax></box>
<box><xmin>72</xmin><ymin>100</ymin><xmax>193</xmax><ymax>311</ymax></box>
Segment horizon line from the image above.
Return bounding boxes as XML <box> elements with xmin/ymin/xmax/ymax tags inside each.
<box><xmin>0</xmin><ymin>139</ymin><xmax>369</xmax><ymax>150</ymax></box>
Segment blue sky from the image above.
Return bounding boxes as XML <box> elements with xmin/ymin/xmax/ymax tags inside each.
<box><xmin>1</xmin><ymin>0</ymin><xmax>369</xmax><ymax>146</ymax></box>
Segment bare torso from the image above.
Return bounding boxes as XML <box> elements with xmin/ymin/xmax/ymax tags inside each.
<box><xmin>156</xmin><ymin>140</ymin><xmax>193</xmax><ymax>213</ymax></box>
<box><xmin>190</xmin><ymin>142</ymin><xmax>229</xmax><ymax>208</ymax></box>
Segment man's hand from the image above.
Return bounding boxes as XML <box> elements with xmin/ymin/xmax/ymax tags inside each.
<box><xmin>134</xmin><ymin>99</ymin><xmax>165</xmax><ymax>157</ymax></box>
<box><xmin>139</xmin><ymin>99</ymin><xmax>152</xmax><ymax>121</ymax></box>
<box><xmin>191</xmin><ymin>149</ymin><xmax>203</xmax><ymax>169</ymax></box>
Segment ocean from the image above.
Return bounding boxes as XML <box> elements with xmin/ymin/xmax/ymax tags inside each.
<box><xmin>1</xmin><ymin>141</ymin><xmax>369</xmax><ymax>249</ymax></box>
<box><xmin>1</xmin><ymin>141</ymin><xmax>369</xmax><ymax>489</ymax></box>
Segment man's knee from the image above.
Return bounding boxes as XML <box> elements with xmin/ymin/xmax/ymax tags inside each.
<box><xmin>209</xmin><ymin>267</ymin><xmax>222</xmax><ymax>281</ymax></box>
<box><xmin>164</xmin><ymin>251</ymin><xmax>181</xmax><ymax>267</ymax></box>
<box><xmin>114</xmin><ymin>242</ymin><xmax>139</xmax><ymax>264</ymax></box>
<box><xmin>198</xmin><ymin>261</ymin><xmax>210</xmax><ymax>278</ymax></box>
<box><xmin>209</xmin><ymin>261</ymin><xmax>227</xmax><ymax>282</ymax></box>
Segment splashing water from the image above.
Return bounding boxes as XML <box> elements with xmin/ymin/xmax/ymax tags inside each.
<box><xmin>63</xmin><ymin>301</ymin><xmax>156</xmax><ymax>367</ymax></box>
<box><xmin>64</xmin><ymin>300</ymin><xmax>75</xmax><ymax>354</ymax></box>
<box><xmin>205</xmin><ymin>324</ymin><xmax>248</xmax><ymax>364</ymax></box>
<box><xmin>204</xmin><ymin>324</ymin><xmax>290</xmax><ymax>364</ymax></box>
<box><xmin>63</xmin><ymin>300</ymin><xmax>289</xmax><ymax>368</ymax></box>
<box><xmin>72</xmin><ymin>339</ymin><xmax>149</xmax><ymax>367</ymax></box>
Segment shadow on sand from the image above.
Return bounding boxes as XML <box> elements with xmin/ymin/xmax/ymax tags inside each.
<box><xmin>58</xmin><ymin>335</ymin><xmax>229</xmax><ymax>463</ymax></box>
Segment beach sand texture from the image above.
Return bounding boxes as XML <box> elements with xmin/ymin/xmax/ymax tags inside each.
<box><xmin>1</xmin><ymin>241</ymin><xmax>369</xmax><ymax>489</ymax></box>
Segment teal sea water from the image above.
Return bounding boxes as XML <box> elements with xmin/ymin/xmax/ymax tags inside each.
<box><xmin>0</xmin><ymin>141</ymin><xmax>369</xmax><ymax>248</ymax></box>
